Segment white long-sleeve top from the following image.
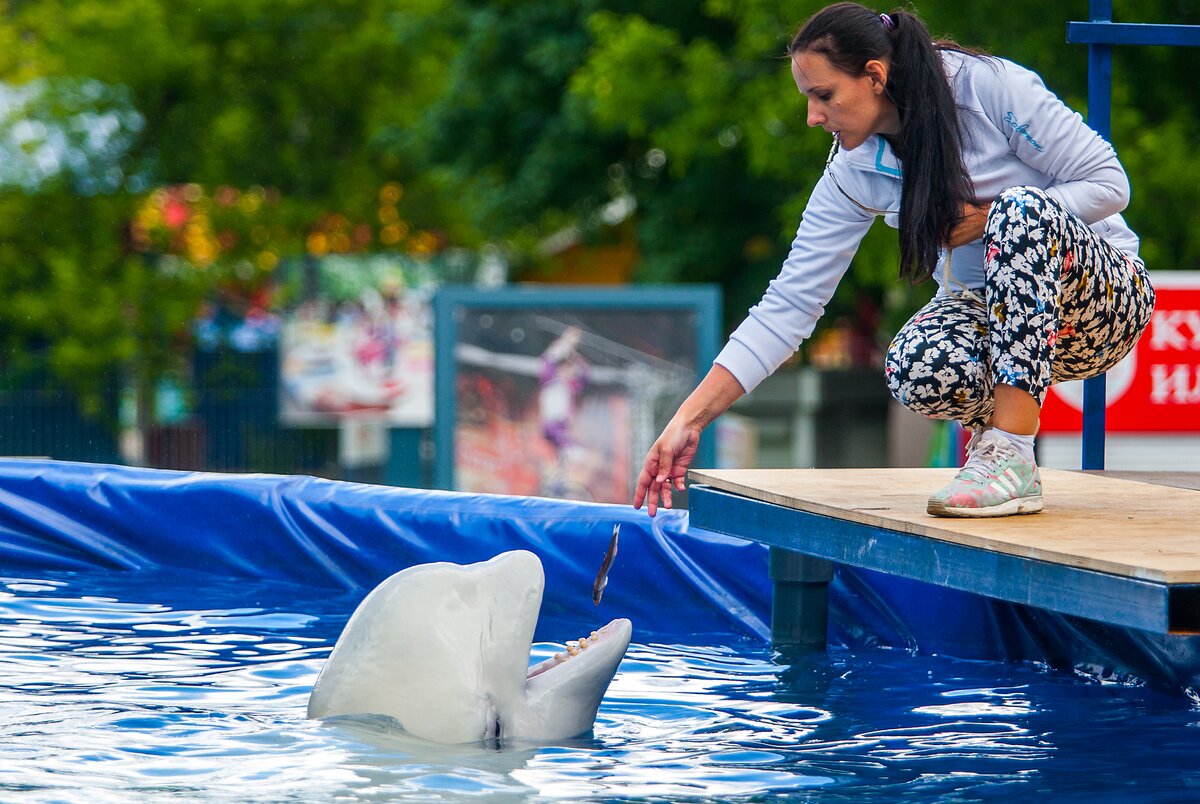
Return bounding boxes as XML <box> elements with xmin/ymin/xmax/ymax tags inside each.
<box><xmin>715</xmin><ymin>50</ymin><xmax>1140</xmax><ymax>393</ymax></box>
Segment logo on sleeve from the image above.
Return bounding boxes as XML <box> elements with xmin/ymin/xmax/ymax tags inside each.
<box><xmin>1004</xmin><ymin>111</ymin><xmax>1045</xmax><ymax>153</ymax></box>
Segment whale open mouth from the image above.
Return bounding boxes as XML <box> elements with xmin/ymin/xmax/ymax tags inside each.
<box><xmin>525</xmin><ymin>618</ymin><xmax>630</xmax><ymax>681</ymax></box>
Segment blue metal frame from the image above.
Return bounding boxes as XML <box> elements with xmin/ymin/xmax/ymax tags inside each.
<box><xmin>1067</xmin><ymin>21</ymin><xmax>1200</xmax><ymax>47</ymax></box>
<box><xmin>1067</xmin><ymin>3</ymin><xmax>1200</xmax><ymax>469</ymax></box>
<box><xmin>690</xmin><ymin>484</ymin><xmax>1200</xmax><ymax>634</ymax></box>
<box><xmin>432</xmin><ymin>284</ymin><xmax>721</xmax><ymax>491</ymax></box>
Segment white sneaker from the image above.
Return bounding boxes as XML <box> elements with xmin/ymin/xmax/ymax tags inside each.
<box><xmin>927</xmin><ymin>430</ymin><xmax>1043</xmax><ymax>517</ymax></box>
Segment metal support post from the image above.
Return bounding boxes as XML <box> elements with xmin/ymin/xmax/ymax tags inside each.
<box><xmin>769</xmin><ymin>546</ymin><xmax>834</xmax><ymax>649</ymax></box>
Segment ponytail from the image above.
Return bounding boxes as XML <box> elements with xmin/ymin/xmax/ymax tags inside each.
<box><xmin>886</xmin><ymin>10</ymin><xmax>975</xmax><ymax>282</ymax></box>
<box><xmin>791</xmin><ymin>3</ymin><xmax>980</xmax><ymax>283</ymax></box>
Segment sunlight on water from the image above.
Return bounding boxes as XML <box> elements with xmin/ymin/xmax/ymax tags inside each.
<box><xmin>3</xmin><ymin>572</ymin><xmax>1200</xmax><ymax>801</ymax></box>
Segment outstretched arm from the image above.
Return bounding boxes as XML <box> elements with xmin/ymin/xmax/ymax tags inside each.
<box><xmin>634</xmin><ymin>145</ymin><xmax>876</xmax><ymax>516</ymax></box>
<box><xmin>633</xmin><ymin>364</ymin><xmax>745</xmax><ymax>516</ymax></box>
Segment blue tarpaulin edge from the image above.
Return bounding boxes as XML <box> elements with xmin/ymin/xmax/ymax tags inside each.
<box><xmin>3</xmin><ymin>458</ymin><xmax>1198</xmax><ymax>690</ymax></box>
<box><xmin>0</xmin><ymin>459</ymin><xmax>773</xmax><ymax>641</ymax></box>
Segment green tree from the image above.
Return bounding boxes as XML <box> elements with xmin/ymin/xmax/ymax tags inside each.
<box><xmin>397</xmin><ymin>1</ymin><xmax>812</xmax><ymax>328</ymax></box>
<box><xmin>0</xmin><ymin>0</ymin><xmax>462</xmax><ymax>430</ymax></box>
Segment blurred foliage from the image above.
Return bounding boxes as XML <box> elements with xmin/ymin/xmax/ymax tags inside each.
<box><xmin>0</xmin><ymin>0</ymin><xmax>463</xmax><ymax>415</ymax></box>
<box><xmin>1</xmin><ymin>0</ymin><xmax>1199</xmax><ymax>414</ymax></box>
<box><xmin>399</xmin><ymin>0</ymin><xmax>1200</xmax><ymax>343</ymax></box>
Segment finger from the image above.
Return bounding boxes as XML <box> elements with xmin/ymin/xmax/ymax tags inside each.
<box><xmin>669</xmin><ymin>439</ymin><xmax>694</xmax><ymax>478</ymax></box>
<box><xmin>653</xmin><ymin>470</ymin><xmax>672</xmax><ymax>515</ymax></box>
<box><xmin>654</xmin><ymin>445</ymin><xmax>675</xmax><ymax>484</ymax></box>
<box><xmin>641</xmin><ymin>471</ymin><xmax>661</xmax><ymax>517</ymax></box>
<box><xmin>633</xmin><ymin>465</ymin><xmax>652</xmax><ymax>511</ymax></box>
<box><xmin>667</xmin><ymin>464</ymin><xmax>688</xmax><ymax>491</ymax></box>
<box><xmin>634</xmin><ymin>454</ymin><xmax>660</xmax><ymax>510</ymax></box>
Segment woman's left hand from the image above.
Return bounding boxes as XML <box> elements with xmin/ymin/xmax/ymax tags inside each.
<box><xmin>947</xmin><ymin>202</ymin><xmax>990</xmax><ymax>248</ymax></box>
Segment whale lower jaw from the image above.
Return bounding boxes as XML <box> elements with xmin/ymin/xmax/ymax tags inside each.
<box><xmin>509</xmin><ymin>617</ymin><xmax>632</xmax><ymax>741</ymax></box>
<box><xmin>526</xmin><ymin>617</ymin><xmax>630</xmax><ymax>681</ymax></box>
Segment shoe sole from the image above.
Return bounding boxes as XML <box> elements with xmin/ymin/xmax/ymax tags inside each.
<box><xmin>927</xmin><ymin>495</ymin><xmax>1044</xmax><ymax>518</ymax></box>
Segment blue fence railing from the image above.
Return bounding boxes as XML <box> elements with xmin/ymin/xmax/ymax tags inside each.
<box><xmin>0</xmin><ymin>387</ymin><xmax>119</xmax><ymax>464</ymax></box>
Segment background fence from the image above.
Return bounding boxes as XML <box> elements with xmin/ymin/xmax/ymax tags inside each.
<box><xmin>0</xmin><ymin>351</ymin><xmax>341</xmax><ymax>476</ymax></box>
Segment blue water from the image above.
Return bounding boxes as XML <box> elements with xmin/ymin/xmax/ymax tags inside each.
<box><xmin>4</xmin><ymin>570</ymin><xmax>1200</xmax><ymax>801</ymax></box>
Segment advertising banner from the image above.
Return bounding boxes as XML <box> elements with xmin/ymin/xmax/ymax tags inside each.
<box><xmin>434</xmin><ymin>287</ymin><xmax>720</xmax><ymax>504</ymax></box>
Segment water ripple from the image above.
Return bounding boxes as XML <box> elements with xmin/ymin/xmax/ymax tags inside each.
<box><xmin>3</xmin><ymin>571</ymin><xmax>1200</xmax><ymax>801</ymax></box>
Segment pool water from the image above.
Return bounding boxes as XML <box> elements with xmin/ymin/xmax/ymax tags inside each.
<box><xmin>4</xmin><ymin>570</ymin><xmax>1200</xmax><ymax>801</ymax></box>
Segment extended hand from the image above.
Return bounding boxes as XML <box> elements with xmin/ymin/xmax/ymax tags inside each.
<box><xmin>632</xmin><ymin>364</ymin><xmax>744</xmax><ymax>516</ymax></box>
<box><xmin>633</xmin><ymin>418</ymin><xmax>700</xmax><ymax>517</ymax></box>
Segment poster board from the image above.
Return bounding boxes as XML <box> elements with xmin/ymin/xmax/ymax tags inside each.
<box><xmin>434</xmin><ymin>286</ymin><xmax>720</xmax><ymax>503</ymax></box>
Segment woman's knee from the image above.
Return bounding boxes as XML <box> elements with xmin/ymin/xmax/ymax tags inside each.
<box><xmin>885</xmin><ymin>336</ymin><xmax>988</xmax><ymax>420</ymax></box>
<box><xmin>986</xmin><ymin>185</ymin><xmax>1054</xmax><ymax>232</ymax></box>
<box><xmin>884</xmin><ymin>336</ymin><xmax>943</xmax><ymax>410</ymax></box>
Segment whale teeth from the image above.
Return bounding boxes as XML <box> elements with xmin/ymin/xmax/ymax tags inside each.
<box><xmin>551</xmin><ymin>635</ymin><xmax>597</xmax><ymax>663</ymax></box>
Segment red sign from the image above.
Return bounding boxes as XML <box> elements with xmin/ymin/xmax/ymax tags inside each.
<box><xmin>1041</xmin><ymin>272</ymin><xmax>1200</xmax><ymax>433</ymax></box>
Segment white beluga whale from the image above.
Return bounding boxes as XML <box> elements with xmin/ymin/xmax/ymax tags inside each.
<box><xmin>307</xmin><ymin>549</ymin><xmax>632</xmax><ymax>744</ymax></box>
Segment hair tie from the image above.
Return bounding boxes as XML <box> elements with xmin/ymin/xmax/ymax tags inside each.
<box><xmin>880</xmin><ymin>13</ymin><xmax>895</xmax><ymax>30</ymax></box>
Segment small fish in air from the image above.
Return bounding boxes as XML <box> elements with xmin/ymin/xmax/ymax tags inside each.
<box><xmin>592</xmin><ymin>524</ymin><xmax>619</xmax><ymax>605</ymax></box>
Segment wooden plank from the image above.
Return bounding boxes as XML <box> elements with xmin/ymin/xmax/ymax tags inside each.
<box><xmin>689</xmin><ymin>484</ymin><xmax>1185</xmax><ymax>633</ymax></box>
<box><xmin>1091</xmin><ymin>471</ymin><xmax>1200</xmax><ymax>492</ymax></box>
<box><xmin>688</xmin><ymin>468</ymin><xmax>1200</xmax><ymax>583</ymax></box>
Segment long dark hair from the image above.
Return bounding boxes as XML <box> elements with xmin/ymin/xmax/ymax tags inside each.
<box><xmin>791</xmin><ymin>3</ymin><xmax>978</xmax><ymax>283</ymax></box>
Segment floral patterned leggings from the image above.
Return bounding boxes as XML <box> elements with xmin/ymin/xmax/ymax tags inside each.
<box><xmin>885</xmin><ymin>185</ymin><xmax>1155</xmax><ymax>430</ymax></box>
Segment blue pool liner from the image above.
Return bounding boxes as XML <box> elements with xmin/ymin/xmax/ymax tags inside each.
<box><xmin>0</xmin><ymin>459</ymin><xmax>770</xmax><ymax>642</ymax></box>
<box><xmin>1</xmin><ymin>458</ymin><xmax>1198</xmax><ymax>690</ymax></box>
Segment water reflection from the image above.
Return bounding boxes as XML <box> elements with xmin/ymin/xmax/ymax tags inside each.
<box><xmin>2</xmin><ymin>571</ymin><xmax>1200</xmax><ymax>800</ymax></box>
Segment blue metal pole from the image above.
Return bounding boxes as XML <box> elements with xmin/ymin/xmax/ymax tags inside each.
<box><xmin>1080</xmin><ymin>0</ymin><xmax>1113</xmax><ymax>470</ymax></box>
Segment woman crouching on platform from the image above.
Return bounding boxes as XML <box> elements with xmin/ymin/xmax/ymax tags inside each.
<box><xmin>633</xmin><ymin>2</ymin><xmax>1154</xmax><ymax>518</ymax></box>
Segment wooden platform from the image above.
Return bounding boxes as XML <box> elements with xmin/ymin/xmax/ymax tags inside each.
<box><xmin>687</xmin><ymin>468</ymin><xmax>1200</xmax><ymax>635</ymax></box>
